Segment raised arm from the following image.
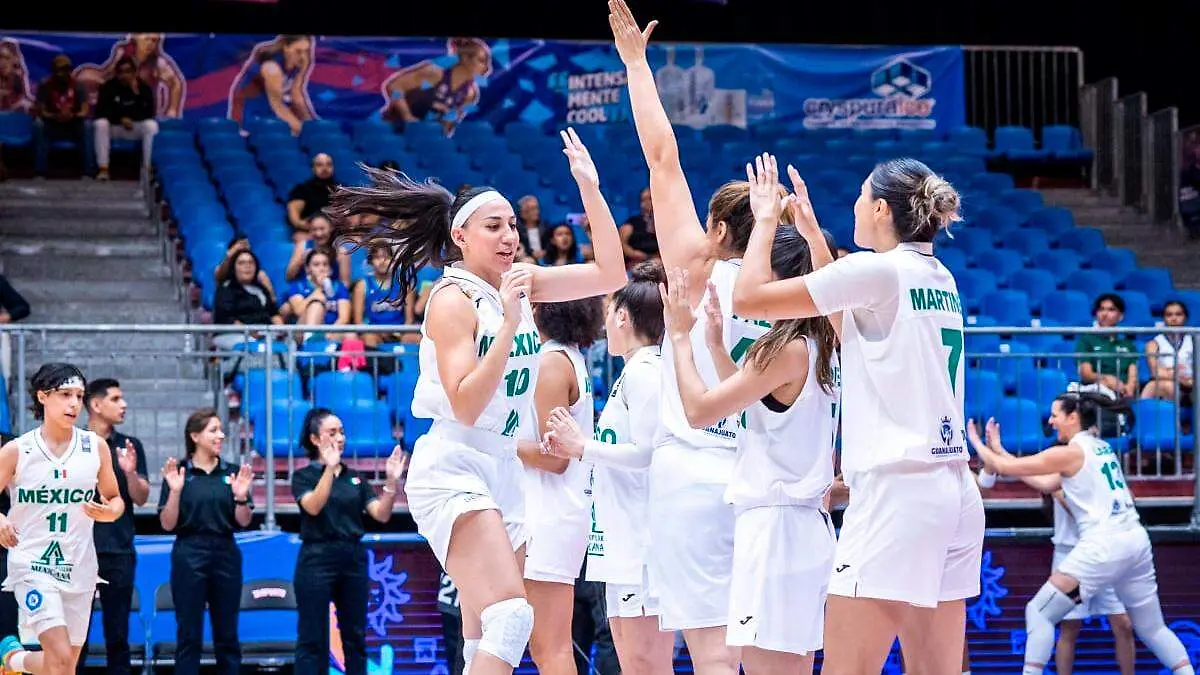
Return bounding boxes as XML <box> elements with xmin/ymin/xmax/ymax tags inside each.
<box><xmin>609</xmin><ymin>0</ymin><xmax>710</xmax><ymax>294</ymax></box>
<box><xmin>426</xmin><ymin>271</ymin><xmax>529</xmax><ymax>426</ymax></box>
<box><xmin>517</xmin><ymin>129</ymin><xmax>626</xmax><ymax>303</ymax></box>
<box><xmin>967</xmin><ymin>418</ymin><xmax>1084</xmax><ymax>478</ymax></box>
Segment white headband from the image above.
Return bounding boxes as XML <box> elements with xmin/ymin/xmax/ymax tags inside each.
<box><xmin>451</xmin><ymin>191</ymin><xmax>507</xmax><ymax>231</ymax></box>
<box><xmin>54</xmin><ymin>376</ymin><xmax>85</xmax><ymax>392</ymax></box>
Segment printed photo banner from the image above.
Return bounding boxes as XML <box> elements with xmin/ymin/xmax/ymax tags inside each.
<box><xmin>0</xmin><ymin>33</ymin><xmax>966</xmax><ymax>132</ymax></box>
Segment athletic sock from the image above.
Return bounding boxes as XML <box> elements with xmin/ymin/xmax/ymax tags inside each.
<box><xmin>8</xmin><ymin>651</ymin><xmax>27</xmax><ymax>673</ymax></box>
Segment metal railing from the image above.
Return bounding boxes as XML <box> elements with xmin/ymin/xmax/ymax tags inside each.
<box><xmin>2</xmin><ymin>324</ymin><xmax>1197</xmax><ymax>526</ymax></box>
<box><xmin>963</xmin><ymin>46</ymin><xmax>1085</xmax><ymax>137</ymax></box>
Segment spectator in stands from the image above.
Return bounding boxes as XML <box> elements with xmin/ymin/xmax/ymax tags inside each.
<box><xmin>0</xmin><ymin>273</ymin><xmax>30</xmax><ymax>325</ymax></box>
<box><xmin>92</xmin><ymin>57</ymin><xmax>158</xmax><ymax>181</ymax></box>
<box><xmin>516</xmin><ymin>195</ymin><xmax>548</xmax><ymax>262</ymax></box>
<box><xmin>287</xmin><ymin>153</ymin><xmax>336</xmax><ymax>237</ymax></box>
<box><xmin>280</xmin><ymin>247</ymin><xmax>351</xmax><ymax>338</ymax></box>
<box><xmin>0</xmin><ymin>41</ymin><xmax>33</xmax><ymax>181</ymax></box>
<box><xmin>352</xmin><ymin>243</ymin><xmax>409</xmax><ymax>348</ymax></box>
<box><xmin>619</xmin><ymin>187</ymin><xmax>658</xmax><ymax>264</ymax></box>
<box><xmin>213</xmin><ymin>249</ymin><xmax>284</xmax><ymax>350</ymax></box>
<box><xmin>286</xmin><ymin>214</ymin><xmax>351</xmax><ymax>287</ymax></box>
<box><xmin>405</xmin><ymin>265</ymin><xmax>443</xmax><ymax>330</ymax></box>
<box><xmin>290</xmin><ymin>408</ymin><xmax>406</xmax><ymax>675</ymax></box>
<box><xmin>158</xmin><ymin>409</ymin><xmax>254</xmax><ymax>675</ymax></box>
<box><xmin>1075</xmin><ymin>293</ymin><xmax>1139</xmax><ymax>397</ymax></box>
<box><xmin>32</xmin><ymin>54</ymin><xmax>92</xmax><ymax>177</ymax></box>
<box><xmin>80</xmin><ymin>379</ymin><xmax>149</xmax><ymax>675</ymax></box>
<box><xmin>541</xmin><ymin>223</ymin><xmax>584</xmax><ymax>267</ymax></box>
<box><xmin>1141</xmin><ymin>300</ymin><xmax>1193</xmax><ymax>404</ymax></box>
<box><xmin>213</xmin><ymin>236</ymin><xmax>276</xmax><ymax>298</ymax></box>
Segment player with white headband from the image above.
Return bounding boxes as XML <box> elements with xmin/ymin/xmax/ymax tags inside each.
<box><xmin>0</xmin><ymin>363</ymin><xmax>125</xmax><ymax>675</ymax></box>
<box><xmin>327</xmin><ymin>128</ymin><xmax>627</xmax><ymax>675</ymax></box>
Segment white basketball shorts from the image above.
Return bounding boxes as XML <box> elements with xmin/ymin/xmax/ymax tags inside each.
<box><xmin>15</xmin><ymin>581</ymin><xmax>93</xmax><ymax>646</ymax></box>
<box><xmin>1053</xmin><ymin>545</ymin><xmax>1126</xmax><ymax>619</ymax></box>
<box><xmin>1057</xmin><ymin>526</ymin><xmax>1158</xmax><ymax>614</ymax></box>
<box><xmin>604</xmin><ymin>565</ymin><xmax>661</xmax><ymax>619</ymax></box>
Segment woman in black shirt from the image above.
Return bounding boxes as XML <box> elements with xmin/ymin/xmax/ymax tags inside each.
<box><xmin>212</xmin><ymin>249</ymin><xmax>282</xmax><ymax>351</ymax></box>
<box><xmin>158</xmin><ymin>408</ymin><xmax>255</xmax><ymax>675</ymax></box>
<box><xmin>291</xmin><ymin>408</ymin><xmax>407</xmax><ymax>675</ymax></box>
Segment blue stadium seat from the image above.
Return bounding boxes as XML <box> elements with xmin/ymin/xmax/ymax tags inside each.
<box><xmin>1017</xmin><ymin>370</ymin><xmax>1069</xmax><ymax>413</ymax></box>
<box><xmin>968</xmin><ymin>172</ymin><xmax>1015</xmax><ymax>195</ymax></box>
<box><xmin>936</xmin><ymin>248</ymin><xmax>967</xmax><ymax>273</ymax></box>
<box><xmin>948</xmin><ymin>126</ymin><xmax>989</xmax><ymax>156</ymax></box>
<box><xmin>1087</xmin><ymin>247</ymin><xmax>1137</xmax><ymax>281</ymax></box>
<box><xmin>956</xmin><ymin>269</ymin><xmax>998</xmax><ymax>314</ymax></box>
<box><xmin>240</xmin><ymin>369</ymin><xmax>303</xmax><ymax>421</ymax></box>
<box><xmin>1064</xmin><ymin>269</ymin><xmax>1115</xmax><ymax>301</ymax></box>
<box><xmin>1032</xmin><ymin>249</ymin><xmax>1082</xmax><ymax>282</ymax></box>
<box><xmin>1056</xmin><ymin>227</ymin><xmax>1107</xmax><ymax>256</ymax></box>
<box><xmin>1119</xmin><ymin>290</ymin><xmax>1154</xmax><ymax>327</ymax></box>
<box><xmin>964</xmin><ymin>370</ymin><xmax>1003</xmax><ymax>422</ymax></box>
<box><xmin>1133</xmin><ymin>400</ymin><xmax>1195</xmax><ymax>452</ymax></box>
<box><xmin>1003</xmin><ymin>228</ymin><xmax>1050</xmax><ymax>262</ymax></box>
<box><xmin>337</xmin><ymin>400</ymin><xmax>395</xmax><ymax>457</ymax></box>
<box><xmin>998</xmin><ymin>189</ymin><xmax>1044</xmax><ymax>216</ymax></box>
<box><xmin>1008</xmin><ymin>269</ymin><xmax>1058</xmax><ymax>314</ymax></box>
<box><xmin>1025</xmin><ymin>207</ymin><xmax>1075</xmax><ymax>237</ymax></box>
<box><xmin>950</xmin><ymin>228</ymin><xmax>994</xmax><ymax>259</ymax></box>
<box><xmin>996</xmin><ymin>396</ymin><xmax>1049</xmax><ymax>452</ymax></box>
<box><xmin>238</xmin><ymin>580</ymin><xmax>299</xmax><ymax>661</ymax></box>
<box><xmin>1041</xmin><ymin>125</ymin><xmax>1094</xmax><ymax>162</ymax></box>
<box><xmin>981</xmin><ymin>290</ymin><xmax>1031</xmax><ymax>326</ymax></box>
<box><xmin>1119</xmin><ymin>268</ymin><xmax>1175</xmax><ymax>312</ymax></box>
<box><xmin>0</xmin><ymin>112</ymin><xmax>33</xmax><ymax>147</ymax></box>
<box><xmin>251</xmin><ymin>399</ymin><xmax>313</xmax><ymax>457</ymax></box>
<box><xmin>977</xmin><ymin>249</ymin><xmax>1024</xmax><ymax>285</ymax></box>
<box><xmin>1040</xmin><ymin>290</ymin><xmax>1092</xmax><ymax>326</ymax></box>
<box><xmin>972</xmin><ymin>207</ymin><xmax>1022</xmax><ymax>238</ymax></box>
<box><xmin>314</xmin><ymin>371</ymin><xmax>378</xmax><ymax>408</ymax></box>
<box><xmin>993</xmin><ymin>125</ymin><xmax>1048</xmax><ymax>160</ymax></box>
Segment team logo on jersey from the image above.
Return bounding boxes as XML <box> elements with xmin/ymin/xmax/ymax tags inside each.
<box><xmin>939</xmin><ymin>417</ymin><xmax>954</xmax><ymax>446</ymax></box>
<box><xmin>930</xmin><ymin>416</ymin><xmax>964</xmax><ymax>457</ymax></box>
<box><xmin>24</xmin><ymin>589</ymin><xmax>42</xmax><ymax>611</ymax></box>
<box><xmin>31</xmin><ymin>541</ymin><xmax>72</xmax><ymax>584</ymax></box>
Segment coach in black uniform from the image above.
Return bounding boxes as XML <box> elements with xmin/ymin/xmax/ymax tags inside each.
<box><xmin>291</xmin><ymin>407</ymin><xmax>406</xmax><ymax>675</ymax></box>
<box><xmin>79</xmin><ymin>379</ymin><xmax>149</xmax><ymax>675</ymax></box>
<box><xmin>159</xmin><ymin>408</ymin><xmax>255</xmax><ymax>675</ymax></box>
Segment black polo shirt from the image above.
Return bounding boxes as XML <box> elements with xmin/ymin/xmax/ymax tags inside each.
<box><xmin>287</xmin><ymin>177</ymin><xmax>336</xmax><ymax>221</ymax></box>
<box><xmin>94</xmin><ymin>429</ymin><xmax>148</xmax><ymax>554</ymax></box>
<box><xmin>291</xmin><ymin>463</ymin><xmax>378</xmax><ymax>543</ymax></box>
<box><xmin>157</xmin><ymin>458</ymin><xmax>251</xmax><ymax>538</ymax></box>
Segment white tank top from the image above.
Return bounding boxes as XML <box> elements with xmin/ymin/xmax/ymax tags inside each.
<box><xmin>4</xmin><ymin>427</ymin><xmax>102</xmax><ymax>593</ymax></box>
<box><xmin>411</xmin><ymin>265</ymin><xmax>542</xmax><ymax>441</ymax></box>
<box><xmin>524</xmin><ymin>341</ymin><xmax>594</xmax><ymax>529</ymax></box>
<box><xmin>1152</xmin><ymin>334</ymin><xmax>1194</xmax><ymax>378</ymax></box>
<box><xmin>1050</xmin><ymin>498</ymin><xmax>1080</xmax><ymax>548</ymax></box>
<box><xmin>838</xmin><ymin>246</ymin><xmax>968</xmax><ymax>472</ymax></box>
<box><xmin>1061</xmin><ymin>431</ymin><xmax>1140</xmax><ymax>537</ymax></box>
<box><xmin>656</xmin><ymin>259</ymin><xmax>771</xmax><ymax>451</ymax></box>
<box><xmin>586</xmin><ymin>346</ymin><xmax>661</xmax><ymax>584</ymax></box>
<box><xmin>725</xmin><ymin>339</ymin><xmax>840</xmax><ymax>509</ymax></box>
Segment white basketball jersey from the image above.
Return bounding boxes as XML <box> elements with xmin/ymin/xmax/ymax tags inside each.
<box><xmin>1061</xmin><ymin>432</ymin><xmax>1140</xmax><ymax>537</ymax></box>
<box><xmin>1153</xmin><ymin>334</ymin><xmax>1194</xmax><ymax>378</ymax></box>
<box><xmin>838</xmin><ymin>246</ymin><xmax>967</xmax><ymax>472</ymax></box>
<box><xmin>657</xmin><ymin>259</ymin><xmax>771</xmax><ymax>451</ymax></box>
<box><xmin>1051</xmin><ymin>498</ymin><xmax>1080</xmax><ymax>548</ymax></box>
<box><xmin>411</xmin><ymin>265</ymin><xmax>542</xmax><ymax>439</ymax></box>
<box><xmin>586</xmin><ymin>346</ymin><xmax>661</xmax><ymax>585</ymax></box>
<box><xmin>725</xmin><ymin>339</ymin><xmax>840</xmax><ymax>509</ymax></box>
<box><xmin>4</xmin><ymin>427</ymin><xmax>102</xmax><ymax>594</ymax></box>
<box><xmin>524</xmin><ymin>342</ymin><xmax>594</xmax><ymax>530</ymax></box>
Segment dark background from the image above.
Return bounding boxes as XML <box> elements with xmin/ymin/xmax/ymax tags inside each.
<box><xmin>5</xmin><ymin>0</ymin><xmax>1198</xmax><ymax>122</ymax></box>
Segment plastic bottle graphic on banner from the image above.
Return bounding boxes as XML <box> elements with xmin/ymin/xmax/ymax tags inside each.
<box><xmin>654</xmin><ymin>45</ymin><xmax>687</xmax><ymax>124</ymax></box>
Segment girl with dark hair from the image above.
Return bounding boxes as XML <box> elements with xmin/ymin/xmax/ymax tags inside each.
<box><xmin>609</xmin><ymin>5</ymin><xmax>784</xmax><ymax>667</ymax></box>
<box><xmin>513</xmin><ymin>296</ymin><xmax>604</xmax><ymax>675</ymax></box>
<box><xmin>281</xmin><ymin>247</ymin><xmax>351</xmax><ymax>338</ymax></box>
<box><xmin>540</xmin><ymin>224</ymin><xmax>584</xmax><ymax>267</ymax></box>
<box><xmin>290</xmin><ymin>408</ymin><xmax>407</xmax><ymax>675</ymax></box>
<box><xmin>661</xmin><ymin>223</ymin><xmax>839</xmax><ymax>675</ymax></box>
<box><xmin>287</xmin><ymin>214</ymin><xmax>350</xmax><ymax>287</ymax></box>
<box><xmin>326</xmin><ymin>127</ymin><xmax>625</xmax><ymax>675</ymax></box>
<box><xmin>967</xmin><ymin>398</ymin><xmax>1194</xmax><ymax>675</ymax></box>
<box><xmin>0</xmin><ymin>364</ymin><xmax>124</xmax><ymax>675</ymax></box>
<box><xmin>1142</xmin><ymin>300</ymin><xmax>1193</xmax><ymax>403</ymax></box>
<box><xmin>731</xmin><ymin>152</ymin><xmax>979</xmax><ymax>673</ymax></box>
<box><xmin>213</xmin><ymin>248</ymin><xmax>284</xmax><ymax>350</ymax></box>
<box><xmin>543</xmin><ymin>260</ymin><xmax>675</xmax><ymax>675</ymax></box>
<box><xmin>352</xmin><ymin>243</ymin><xmax>409</xmax><ymax>348</ymax></box>
<box><xmin>158</xmin><ymin>409</ymin><xmax>254</xmax><ymax>675</ymax></box>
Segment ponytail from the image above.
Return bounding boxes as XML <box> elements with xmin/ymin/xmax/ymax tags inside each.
<box><xmin>327</xmin><ymin>167</ymin><xmax>502</xmax><ymax>300</ymax></box>
<box><xmin>1054</xmin><ymin>391</ymin><xmax>1124</xmax><ymax>431</ymax></box>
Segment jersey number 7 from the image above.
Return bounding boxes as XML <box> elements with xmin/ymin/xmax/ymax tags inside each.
<box><xmin>940</xmin><ymin>328</ymin><xmax>963</xmax><ymax>394</ymax></box>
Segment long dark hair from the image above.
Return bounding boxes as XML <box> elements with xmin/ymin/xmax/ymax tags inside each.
<box><xmin>611</xmin><ymin>259</ymin><xmax>666</xmax><ymax>345</ymax></box>
<box><xmin>183</xmin><ymin>407</ymin><xmax>220</xmax><ymax>458</ymax></box>
<box><xmin>1054</xmin><ymin>392</ymin><xmax>1123</xmax><ymax>431</ymax></box>
<box><xmin>327</xmin><ymin>167</ymin><xmax>501</xmax><ymax>299</ymax></box>
<box><xmin>535</xmin><ymin>297</ymin><xmax>605</xmax><ymax>348</ymax></box>
<box><xmin>744</xmin><ymin>227</ymin><xmax>839</xmax><ymax>394</ymax></box>
<box><xmin>299</xmin><ymin>407</ymin><xmax>335</xmax><ymax>460</ymax></box>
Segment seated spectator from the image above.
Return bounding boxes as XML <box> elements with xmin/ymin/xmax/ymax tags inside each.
<box><xmin>32</xmin><ymin>54</ymin><xmax>92</xmax><ymax>177</ymax></box>
<box><xmin>93</xmin><ymin>56</ymin><xmax>158</xmax><ymax>180</ymax></box>
<box><xmin>0</xmin><ymin>273</ymin><xmax>30</xmax><ymax>325</ymax></box>
<box><xmin>620</xmin><ymin>187</ymin><xmax>658</xmax><ymax>264</ymax></box>
<box><xmin>280</xmin><ymin>247</ymin><xmax>350</xmax><ymax>337</ymax></box>
<box><xmin>1141</xmin><ymin>300</ymin><xmax>1193</xmax><ymax>403</ymax></box>
<box><xmin>406</xmin><ymin>265</ymin><xmax>443</xmax><ymax>328</ymax></box>
<box><xmin>212</xmin><ymin>249</ymin><xmax>283</xmax><ymax>351</ymax></box>
<box><xmin>286</xmin><ymin>214</ymin><xmax>350</xmax><ymax>286</ymax></box>
<box><xmin>516</xmin><ymin>195</ymin><xmax>549</xmax><ymax>263</ymax></box>
<box><xmin>0</xmin><ymin>41</ymin><xmax>33</xmax><ymax>181</ymax></box>
<box><xmin>541</xmin><ymin>223</ymin><xmax>584</xmax><ymax>267</ymax></box>
<box><xmin>286</xmin><ymin>153</ymin><xmax>335</xmax><ymax>237</ymax></box>
<box><xmin>351</xmin><ymin>243</ymin><xmax>408</xmax><ymax>348</ymax></box>
<box><xmin>213</xmin><ymin>236</ymin><xmax>276</xmax><ymax>298</ymax></box>
<box><xmin>1075</xmin><ymin>292</ymin><xmax>1138</xmax><ymax>397</ymax></box>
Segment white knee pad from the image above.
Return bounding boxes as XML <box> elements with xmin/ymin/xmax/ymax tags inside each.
<box><xmin>463</xmin><ymin>638</ymin><xmax>480</xmax><ymax>675</ymax></box>
<box><xmin>1127</xmin><ymin>600</ymin><xmax>1192</xmax><ymax>672</ymax></box>
<box><xmin>478</xmin><ymin>597</ymin><xmax>534</xmax><ymax>667</ymax></box>
<box><xmin>1023</xmin><ymin>582</ymin><xmax>1078</xmax><ymax>671</ymax></box>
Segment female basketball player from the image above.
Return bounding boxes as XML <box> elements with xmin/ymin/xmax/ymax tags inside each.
<box><xmin>661</xmin><ymin>222</ymin><xmax>839</xmax><ymax>675</ymax></box>
<box><xmin>608</xmin><ymin>4</ymin><xmax>781</xmax><ymax>671</ymax></box>
<box><xmin>731</xmin><ymin>153</ymin><xmax>983</xmax><ymax>675</ymax></box>
<box><xmin>326</xmin><ymin>127</ymin><xmax>625</xmax><ymax>675</ymax></box>
<box><xmin>967</xmin><ymin>400</ymin><xmax>1194</xmax><ymax>675</ymax></box>
<box><xmin>542</xmin><ymin>261</ymin><xmax>675</xmax><ymax>675</ymax></box>
<box><xmin>515</xmin><ymin>297</ymin><xmax>603</xmax><ymax>675</ymax></box>
<box><xmin>0</xmin><ymin>363</ymin><xmax>125</xmax><ymax>675</ymax></box>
